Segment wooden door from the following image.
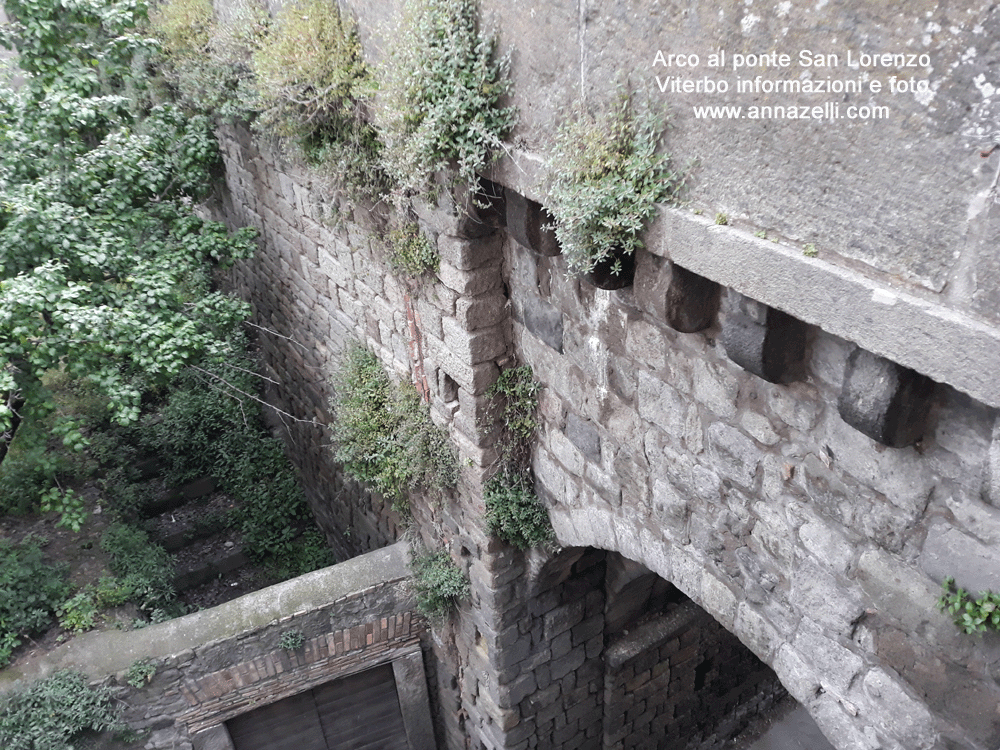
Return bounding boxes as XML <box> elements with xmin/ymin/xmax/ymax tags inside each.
<box><xmin>226</xmin><ymin>664</ymin><xmax>409</xmax><ymax>750</ymax></box>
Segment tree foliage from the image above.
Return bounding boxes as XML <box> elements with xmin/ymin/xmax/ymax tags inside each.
<box><xmin>0</xmin><ymin>0</ymin><xmax>256</xmax><ymax>465</ymax></box>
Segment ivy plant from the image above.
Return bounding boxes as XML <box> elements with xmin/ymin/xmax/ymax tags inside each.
<box><xmin>374</xmin><ymin>0</ymin><xmax>516</xmax><ymax>205</ymax></box>
<box><xmin>546</xmin><ymin>93</ymin><xmax>683</xmax><ymax>277</ymax></box>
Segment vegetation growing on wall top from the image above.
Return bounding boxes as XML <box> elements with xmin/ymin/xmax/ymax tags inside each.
<box><xmin>547</xmin><ymin>93</ymin><xmax>683</xmax><ymax>277</ymax></box>
<box><xmin>149</xmin><ymin>0</ymin><xmax>266</xmax><ymax>119</ymax></box>
<box><xmin>330</xmin><ymin>343</ymin><xmax>456</xmax><ymax>512</ymax></box>
<box><xmin>252</xmin><ymin>0</ymin><xmax>388</xmax><ymax>202</ymax></box>
<box><xmin>374</xmin><ymin>0</ymin><xmax>516</xmax><ymax>205</ymax></box>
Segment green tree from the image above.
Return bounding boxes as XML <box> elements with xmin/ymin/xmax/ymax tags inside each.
<box><xmin>0</xmin><ymin>0</ymin><xmax>256</xmax><ymax>466</ymax></box>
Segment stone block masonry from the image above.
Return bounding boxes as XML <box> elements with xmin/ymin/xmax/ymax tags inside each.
<box><xmin>199</xmin><ymin>3</ymin><xmax>1000</xmax><ymax>748</ymax></box>
<box><xmin>210</xmin><ymin>122</ymin><xmax>1000</xmax><ymax>748</ymax></box>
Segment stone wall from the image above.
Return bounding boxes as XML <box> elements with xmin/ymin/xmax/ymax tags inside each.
<box><xmin>0</xmin><ymin>543</ymin><xmax>433</xmax><ymax>750</ymax></box>
<box><xmin>206</xmin><ymin>2</ymin><xmax>1000</xmax><ymax>749</ymax></box>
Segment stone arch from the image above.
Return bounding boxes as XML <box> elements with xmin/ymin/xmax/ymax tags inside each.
<box><xmin>537</xmin><ymin>502</ymin><xmax>909</xmax><ymax>750</ymax></box>
<box><xmin>518</xmin><ymin>539</ymin><xmax>835</xmax><ymax>750</ymax></box>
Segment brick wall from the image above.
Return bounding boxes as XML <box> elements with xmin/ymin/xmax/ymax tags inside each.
<box><xmin>603</xmin><ymin>600</ymin><xmax>785</xmax><ymax>750</ymax></box>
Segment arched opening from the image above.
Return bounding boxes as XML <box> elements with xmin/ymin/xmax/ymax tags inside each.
<box><xmin>524</xmin><ymin>546</ymin><xmax>836</xmax><ymax>750</ymax></box>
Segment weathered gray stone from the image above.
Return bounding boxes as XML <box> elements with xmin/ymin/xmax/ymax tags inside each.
<box><xmin>838</xmin><ymin>347</ymin><xmax>935</xmax><ymax>448</ymax></box>
<box><xmin>437</xmin><ymin>259</ymin><xmax>503</xmax><ymax>296</ymax></box>
<box><xmin>862</xmin><ymin>669</ymin><xmax>938</xmax><ymax>750</ymax></box>
<box><xmin>722</xmin><ymin>292</ymin><xmax>807</xmax><ymax>384</ymax></box>
<box><xmin>653</xmin><ymin>209</ymin><xmax>1000</xmax><ymax>409</ymax></box>
<box><xmin>790</xmin><ymin>561</ymin><xmax>865</xmax><ymax>633</ymax></box>
<box><xmin>798</xmin><ymin>515</ymin><xmax>855</xmax><ymax>576</ymax></box>
<box><xmin>733</xmin><ymin>603</ymin><xmax>782</xmax><ymax>662</ymax></box>
<box><xmin>625</xmin><ymin>318</ymin><xmax>667</xmax><ymax>371</ymax></box>
<box><xmin>740</xmin><ymin>411</ymin><xmax>780</xmax><ymax>446</ymax></box>
<box><xmin>565</xmin><ymin>413</ymin><xmax>601</xmax><ymax>462</ymax></box>
<box><xmin>987</xmin><ymin>416</ymin><xmax>1000</xmax><ymax>506</ymax></box>
<box><xmin>438</xmin><ymin>233</ymin><xmax>503</xmax><ymax>272</ymax></box>
<box><xmin>692</xmin><ymin>358</ymin><xmax>739</xmax><ymax>419</ymax></box>
<box><xmin>191</xmin><ymin>725</ymin><xmax>234</xmax><ymax>750</ymax></box>
<box><xmin>920</xmin><ymin>520</ymin><xmax>1000</xmax><ymax>595</ymax></box>
<box><xmin>707</xmin><ymin>422</ymin><xmax>761</xmax><ymax>489</ymax></box>
<box><xmin>856</xmin><ymin>549</ymin><xmax>943</xmax><ymax>635</ymax></box>
<box><xmin>522</xmin><ymin>294</ymin><xmax>564</xmax><ymax>353</ymax></box>
<box><xmin>701</xmin><ymin>572</ymin><xmax>737</xmax><ymax>629</ymax></box>
<box><xmin>636</xmin><ymin>371</ymin><xmax>685</xmax><ymax>435</ymax></box>
<box><xmin>772</xmin><ymin>644</ymin><xmax>820</xmax><ymax>705</ymax></box>
<box><xmin>505</xmin><ymin>189</ymin><xmax>560</xmax><ymax>256</ymax></box>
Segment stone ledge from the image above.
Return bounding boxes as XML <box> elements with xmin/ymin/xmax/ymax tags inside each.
<box><xmin>0</xmin><ymin>541</ymin><xmax>412</xmax><ymax>692</ymax></box>
<box><xmin>647</xmin><ymin>207</ymin><xmax>1000</xmax><ymax>409</ymax></box>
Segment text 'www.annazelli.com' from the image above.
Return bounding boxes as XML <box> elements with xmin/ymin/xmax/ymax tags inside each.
<box><xmin>692</xmin><ymin>103</ymin><xmax>891</xmax><ymax>120</ymax></box>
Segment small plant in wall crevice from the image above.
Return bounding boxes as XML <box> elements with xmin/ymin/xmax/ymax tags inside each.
<box><xmin>386</xmin><ymin>222</ymin><xmax>440</xmax><ymax>278</ymax></box>
<box><xmin>329</xmin><ymin>343</ymin><xmax>457</xmax><ymax>512</ymax></box>
<box><xmin>481</xmin><ymin>365</ymin><xmax>553</xmax><ymax>549</ymax></box>
<box><xmin>279</xmin><ymin>630</ymin><xmax>306</xmax><ymax>650</ymax></box>
<box><xmin>938</xmin><ymin>577</ymin><xmax>1000</xmax><ymax>634</ymax></box>
<box><xmin>409</xmin><ymin>547</ymin><xmax>469</xmax><ymax>619</ymax></box>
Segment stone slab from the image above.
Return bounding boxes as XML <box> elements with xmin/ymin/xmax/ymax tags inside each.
<box><xmin>652</xmin><ymin>210</ymin><xmax>1000</xmax><ymax>408</ymax></box>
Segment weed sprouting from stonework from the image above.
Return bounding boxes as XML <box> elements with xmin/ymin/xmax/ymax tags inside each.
<box><xmin>481</xmin><ymin>366</ymin><xmax>552</xmax><ymax>549</ymax></box>
<box><xmin>410</xmin><ymin>548</ymin><xmax>468</xmax><ymax>619</ymax></box>
<box><xmin>329</xmin><ymin>343</ymin><xmax>456</xmax><ymax>512</ymax></box>
<box><xmin>938</xmin><ymin>577</ymin><xmax>1000</xmax><ymax>634</ymax></box>
<box><xmin>387</xmin><ymin>222</ymin><xmax>440</xmax><ymax>278</ymax></box>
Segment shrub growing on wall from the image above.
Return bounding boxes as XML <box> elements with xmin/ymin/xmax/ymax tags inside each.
<box><xmin>374</xmin><ymin>0</ymin><xmax>516</xmax><ymax>204</ymax></box>
<box><xmin>547</xmin><ymin>93</ymin><xmax>683</xmax><ymax>277</ymax></box>
<box><xmin>252</xmin><ymin>0</ymin><xmax>387</xmax><ymax>201</ymax></box>
<box><xmin>149</xmin><ymin>0</ymin><xmax>266</xmax><ymax>118</ymax></box>
<box><xmin>330</xmin><ymin>344</ymin><xmax>456</xmax><ymax>511</ymax></box>
<box><xmin>481</xmin><ymin>365</ymin><xmax>552</xmax><ymax>549</ymax></box>
<box><xmin>410</xmin><ymin>548</ymin><xmax>468</xmax><ymax>619</ymax></box>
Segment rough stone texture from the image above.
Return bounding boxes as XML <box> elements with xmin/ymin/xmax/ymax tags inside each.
<box><xmin>505</xmin><ymin>188</ymin><xmax>560</xmax><ymax>257</ymax></box>
<box><xmin>196</xmin><ymin>10</ymin><xmax>1000</xmax><ymax>745</ymax></box>
<box><xmin>722</xmin><ymin>291</ymin><xmax>807</xmax><ymax>384</ymax></box>
<box><xmin>838</xmin><ymin>347</ymin><xmax>935</xmax><ymax>448</ymax></box>
<box><xmin>522</xmin><ymin>293</ymin><xmax>564</xmax><ymax>353</ymax></box>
